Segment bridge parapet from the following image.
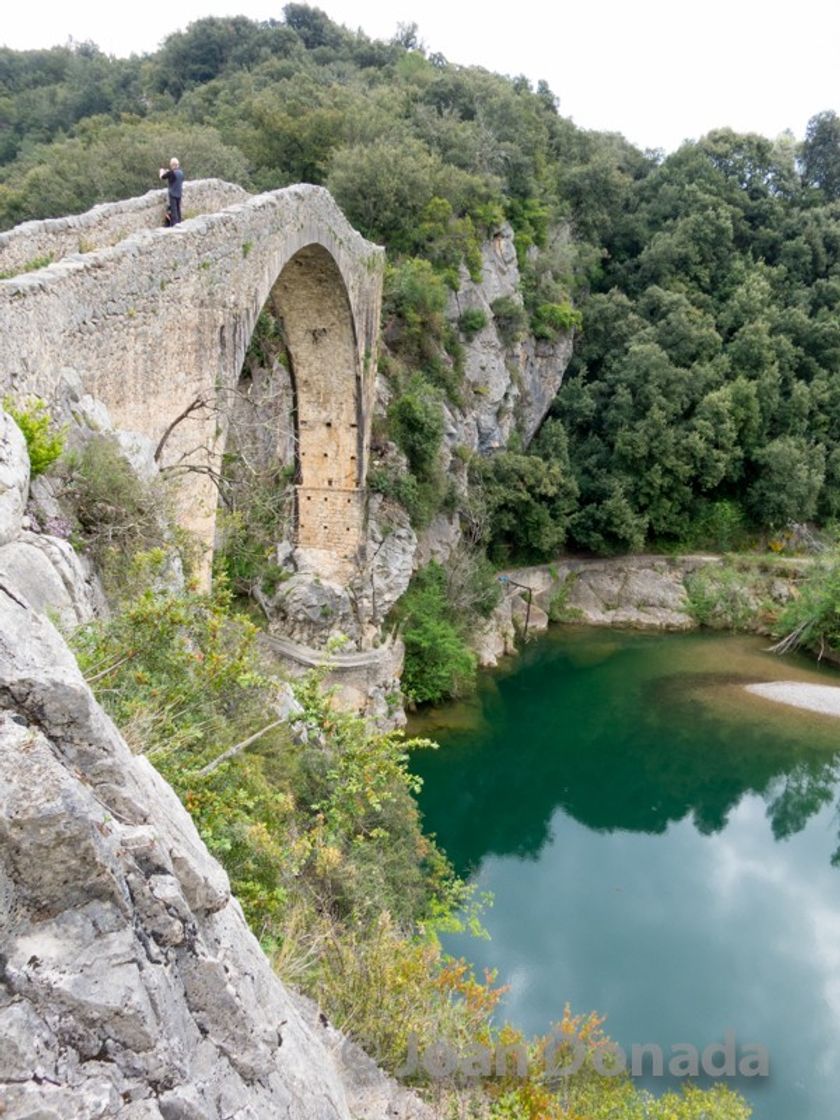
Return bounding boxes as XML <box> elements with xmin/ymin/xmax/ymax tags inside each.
<box><xmin>0</xmin><ymin>179</ymin><xmax>248</xmax><ymax>278</ymax></box>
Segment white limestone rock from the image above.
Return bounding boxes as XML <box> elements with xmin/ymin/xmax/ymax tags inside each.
<box><xmin>0</xmin><ymin>530</ymin><xmax>98</xmax><ymax>629</ymax></box>
<box><xmin>114</xmin><ymin>429</ymin><xmax>159</xmax><ymax>483</ymax></box>
<box><xmin>446</xmin><ymin>223</ymin><xmax>575</xmax><ymax>454</ymax></box>
<box><xmin>269</xmin><ymin>572</ymin><xmax>358</xmax><ymax>646</ymax></box>
<box><xmin>355</xmin><ymin>493</ymin><xmax>417</xmax><ymax>630</ymax></box>
<box><xmin>0</xmin><ymin>409</ymin><xmax>29</xmax><ymax>547</ymax></box>
<box><xmin>414</xmin><ymin>512</ymin><xmax>462</xmax><ymax>569</ymax></box>
<box><xmin>0</xmin><ymin>567</ymin><xmax>430</xmax><ymax>1119</ymax></box>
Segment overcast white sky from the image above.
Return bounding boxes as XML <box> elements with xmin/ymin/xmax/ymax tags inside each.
<box><xmin>3</xmin><ymin>0</ymin><xmax>839</xmax><ymax>152</ymax></box>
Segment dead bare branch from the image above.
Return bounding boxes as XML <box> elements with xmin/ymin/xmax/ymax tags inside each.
<box><xmin>154</xmin><ymin>396</ymin><xmax>211</xmax><ymax>463</ymax></box>
<box><xmin>197</xmin><ymin>717</ymin><xmax>287</xmax><ymax>776</ymax></box>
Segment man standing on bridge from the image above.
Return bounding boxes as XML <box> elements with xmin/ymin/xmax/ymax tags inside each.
<box><xmin>159</xmin><ymin>158</ymin><xmax>184</xmax><ymax>226</ymax></box>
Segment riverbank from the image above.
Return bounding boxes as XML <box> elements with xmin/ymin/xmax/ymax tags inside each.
<box><xmin>466</xmin><ymin>550</ymin><xmax>840</xmax><ymax>722</ymax></box>
<box><xmin>472</xmin><ymin>552</ymin><xmax>810</xmax><ymax>667</ymax></box>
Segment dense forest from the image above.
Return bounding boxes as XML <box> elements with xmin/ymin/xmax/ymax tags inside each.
<box><xmin>3</xmin><ymin>6</ymin><xmax>840</xmax><ymax>564</ymax></box>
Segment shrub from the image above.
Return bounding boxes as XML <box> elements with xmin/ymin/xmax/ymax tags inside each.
<box><xmin>680</xmin><ymin>499</ymin><xmax>750</xmax><ymax>552</ymax></box>
<box><xmin>772</xmin><ymin>552</ymin><xmax>840</xmax><ymax>656</ymax></box>
<box><xmin>547</xmin><ymin>575</ymin><xmax>582</xmax><ymax>622</ymax></box>
<box><xmin>387</xmin><ymin>377</ymin><xmax>444</xmax><ymax>481</ymax></box>
<box><xmin>71</xmin><ymin>571</ymin><xmax>271</xmax><ymax>760</ymax></box>
<box><xmin>215</xmin><ymin>463</ymin><xmax>293</xmax><ymax>600</ymax></box>
<box><xmin>684</xmin><ymin>563</ymin><xmax>760</xmax><ymax>629</ymax></box>
<box><xmin>418</xmin><ymin>196</ymin><xmax>485</xmax><ymax>280</ymax></box>
<box><xmin>490</xmin><ymin>295</ymin><xmax>528</xmax><ymax>345</ymax></box>
<box><xmin>395</xmin><ymin>562</ymin><xmax>478</xmax><ymax>704</ymax></box>
<box><xmin>383</xmin><ymin>257</ymin><xmax>452</xmax><ymax>377</ymax></box>
<box><xmin>62</xmin><ymin>434</ymin><xmax>172</xmax><ymax>593</ymax></box>
<box><xmin>370</xmin><ymin>463</ymin><xmax>448</xmax><ymax>530</ymax></box>
<box><xmin>458</xmin><ymin>306</ymin><xmax>488</xmax><ymax>339</ymax></box>
<box><xmin>4</xmin><ymin>395</ymin><xmax>65</xmax><ymax>477</ymax></box>
<box><xmin>310</xmin><ymin>910</ymin><xmax>502</xmax><ymax>1074</ymax></box>
<box><xmin>0</xmin><ymin>253</ymin><xmax>53</xmax><ymax>280</ymax></box>
<box><xmin>531</xmin><ymin>300</ymin><xmax>583</xmax><ymax>339</ymax></box>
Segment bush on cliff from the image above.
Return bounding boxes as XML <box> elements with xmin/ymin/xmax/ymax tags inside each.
<box><xmin>3</xmin><ymin>395</ymin><xmax>65</xmax><ymax>477</ymax></box>
<box><xmin>61</xmin><ymin>434</ymin><xmax>177</xmax><ymax>595</ymax></box>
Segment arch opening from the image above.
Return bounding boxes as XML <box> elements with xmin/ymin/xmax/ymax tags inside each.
<box><xmin>270</xmin><ymin>244</ymin><xmax>364</xmax><ymax>562</ymax></box>
<box><xmin>223</xmin><ymin>243</ymin><xmax>365</xmax><ymax>582</ymax></box>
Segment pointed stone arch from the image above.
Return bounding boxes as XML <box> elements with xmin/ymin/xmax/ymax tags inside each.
<box><xmin>266</xmin><ymin>243</ymin><xmax>365</xmax><ymax>565</ymax></box>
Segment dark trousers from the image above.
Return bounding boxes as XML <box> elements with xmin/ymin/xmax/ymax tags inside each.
<box><xmin>169</xmin><ymin>194</ymin><xmax>182</xmax><ymax>225</ymax></box>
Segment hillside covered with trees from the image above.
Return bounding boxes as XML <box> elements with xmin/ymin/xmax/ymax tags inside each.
<box><xmin>7</xmin><ymin>12</ymin><xmax>840</xmax><ymax>1118</ymax></box>
<box><xmin>3</xmin><ymin>6</ymin><xmax>840</xmax><ymax>565</ymax></box>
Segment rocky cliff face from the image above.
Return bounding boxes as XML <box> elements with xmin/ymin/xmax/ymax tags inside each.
<box><xmin>445</xmin><ymin>225</ymin><xmax>574</xmax><ymax>456</ymax></box>
<box><xmin>363</xmin><ymin>224</ymin><xmax>576</xmax><ymax>624</ymax></box>
<box><xmin>0</xmin><ymin>410</ymin><xmax>429</xmax><ymax>1120</ymax></box>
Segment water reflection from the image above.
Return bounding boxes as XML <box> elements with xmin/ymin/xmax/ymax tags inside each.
<box><xmin>409</xmin><ymin>629</ymin><xmax>840</xmax><ymax>1120</ymax></box>
<box><xmin>411</xmin><ymin>630</ymin><xmax>840</xmax><ymax>874</ymax></box>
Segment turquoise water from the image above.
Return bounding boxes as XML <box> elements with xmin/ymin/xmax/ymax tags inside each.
<box><xmin>409</xmin><ymin>628</ymin><xmax>840</xmax><ymax>1119</ymax></box>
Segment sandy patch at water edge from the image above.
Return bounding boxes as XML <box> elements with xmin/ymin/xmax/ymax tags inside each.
<box><xmin>745</xmin><ymin>681</ymin><xmax>840</xmax><ymax>718</ymax></box>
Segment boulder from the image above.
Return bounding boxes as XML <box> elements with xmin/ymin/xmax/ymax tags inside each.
<box><xmin>269</xmin><ymin>571</ymin><xmax>357</xmax><ymax>646</ymax></box>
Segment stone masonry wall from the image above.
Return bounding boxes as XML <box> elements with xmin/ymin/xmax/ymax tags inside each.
<box><xmin>0</xmin><ymin>184</ymin><xmax>384</xmax><ymax>567</ymax></box>
<box><xmin>297</xmin><ymin>487</ymin><xmax>364</xmax><ymax>556</ymax></box>
<box><xmin>0</xmin><ymin>180</ymin><xmax>248</xmax><ymax>277</ymax></box>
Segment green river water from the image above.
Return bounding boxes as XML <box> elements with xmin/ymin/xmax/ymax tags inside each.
<box><xmin>408</xmin><ymin>628</ymin><xmax>840</xmax><ymax>1120</ymax></box>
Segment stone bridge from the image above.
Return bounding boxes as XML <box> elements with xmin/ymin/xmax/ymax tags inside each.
<box><xmin>0</xmin><ymin>180</ymin><xmax>385</xmax><ymax>575</ymax></box>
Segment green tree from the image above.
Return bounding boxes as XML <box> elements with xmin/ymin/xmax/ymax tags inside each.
<box><xmin>802</xmin><ymin>110</ymin><xmax>840</xmax><ymax>200</ymax></box>
<box><xmin>746</xmin><ymin>436</ymin><xmax>825</xmax><ymax>529</ymax></box>
<box><xmin>395</xmin><ymin>562</ymin><xmax>478</xmax><ymax>704</ymax></box>
<box><xmin>477</xmin><ymin>423</ymin><xmax>579</xmax><ymax>562</ymax></box>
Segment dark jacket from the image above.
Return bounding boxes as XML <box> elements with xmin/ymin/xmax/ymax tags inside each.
<box><xmin>161</xmin><ymin>168</ymin><xmax>184</xmax><ymax>198</ymax></box>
